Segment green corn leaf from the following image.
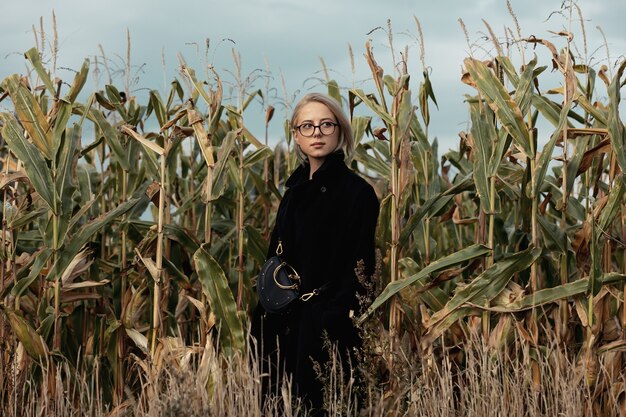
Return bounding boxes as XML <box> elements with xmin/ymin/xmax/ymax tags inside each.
<box><xmin>128</xmin><ymin>221</ymin><xmax>200</xmax><ymax>255</ymax></box>
<box><xmin>464</xmin><ymin>58</ymin><xmax>532</xmax><ymax>159</ymax></box>
<box><xmin>351</xmin><ymin>116</ymin><xmax>370</xmax><ymax>148</ymax></box>
<box><xmin>496</xmin><ymin>56</ymin><xmax>520</xmax><ymax>86</ymax></box>
<box><xmin>350</xmin><ymin>89</ymin><xmax>394</xmax><ymax>126</ymax></box>
<box><xmin>181</xmin><ymin>66</ymin><xmax>214</xmax><ymax>111</ymax></box>
<box><xmin>470</xmin><ymin>102</ymin><xmax>496</xmax><ymax>213</ymax></box>
<box><xmin>423</xmin><ymin>246</ymin><xmax>541</xmax><ymax>345</ymax></box>
<box><xmin>94</xmin><ymin>91</ymin><xmax>115</xmax><ymax>111</ymax></box>
<box><xmin>488</xmin><ymin>128</ymin><xmax>511</xmax><ymax>177</ymax></box>
<box><xmin>11</xmin><ymin>249</ymin><xmax>53</xmax><ymax>298</ymax></box>
<box><xmin>537</xmin><ymin>214</ymin><xmax>568</xmax><ymax>254</ymax></box>
<box><xmin>399</xmin><ymin>174</ymin><xmax>474</xmax><ymax>248</ymax></box>
<box><xmin>1</xmin><ymin>113</ymin><xmax>57</xmax><ymax>213</ymax></box>
<box><xmin>597</xmin><ymin>174</ymin><xmax>625</xmax><ymax>233</ymax></box>
<box><xmin>242</xmin><ymin>89</ymin><xmax>262</xmax><ymax>112</ymax></box>
<box><xmin>55</xmin><ymin>125</ymin><xmax>80</xmax><ymax>244</ymax></box>
<box><xmin>588</xmin><ymin>175</ymin><xmax>626</xmax><ymax>294</ymax></box>
<box><xmin>565</xmin><ymin>137</ymin><xmax>588</xmax><ymax>198</ymax></box>
<box><xmin>514</xmin><ymin>57</ymin><xmax>536</xmax><ymax>115</ymax></box>
<box><xmin>88</xmin><ymin>108</ymin><xmax>130</xmax><ymax>170</ymax></box>
<box><xmin>532</xmin><ymin>95</ymin><xmax>562</xmax><ymax>127</ymax></box>
<box><xmin>211</xmin><ymin>130</ymin><xmax>238</xmax><ymax>197</ymax></box>
<box><xmin>243</xmin><ymin>146</ymin><xmax>272</xmax><ymax>168</ymax></box>
<box><xmin>375</xmin><ymin>193</ymin><xmax>392</xmax><ymax>249</ymax></box>
<box><xmin>383</xmin><ymin>75</ymin><xmax>398</xmax><ymax>97</ymax></box>
<box><xmin>24</xmin><ymin>47</ymin><xmax>56</xmax><ymax>95</ymax></box>
<box><xmin>166</xmin><ymin>79</ymin><xmax>184</xmax><ymax>109</ymax></box>
<box><xmin>226</xmin><ymin>158</ymin><xmax>243</xmax><ymax>193</ymax></box>
<box><xmin>9</xmin><ymin>207</ymin><xmax>47</xmax><ymax>229</ymax></box>
<box><xmin>399</xmin><ymin>257</ymin><xmax>454</xmax><ymax>312</ymax></box>
<box><xmin>245</xmin><ymin>225</ymin><xmax>268</xmax><ymax>265</ymax></box>
<box><xmin>105</xmin><ymin>85</ymin><xmax>128</xmax><ymax>121</ymax></box>
<box><xmin>396</xmin><ymin>90</ymin><xmax>414</xmax><ymax>154</ymax></box>
<box><xmin>358</xmin><ymin>244</ymin><xmax>491</xmax><ymax>324</ymax></box>
<box><xmin>194</xmin><ymin>243</ymin><xmax>245</xmax><ymax>357</ymax></box>
<box><xmin>607</xmin><ymin>61</ymin><xmax>626</xmax><ymax>174</ymax></box>
<box><xmin>48</xmin><ymin>193</ymin><xmax>148</xmax><ymax>281</ymax></box>
<box><xmin>327</xmin><ymin>80</ymin><xmax>342</xmax><ymax>105</ymax></box>
<box><xmin>353</xmin><ymin>145</ymin><xmax>390</xmax><ymax>179</ymax></box>
<box><xmin>51</xmin><ymin>101</ymin><xmax>72</xmax><ymax>157</ymax></box>
<box><xmin>63</xmin><ymin>58</ymin><xmax>89</xmax><ymax>104</ymax></box>
<box><xmin>149</xmin><ymin>90</ymin><xmax>167</xmax><ymax>128</ymax></box>
<box><xmin>577</xmin><ymin>95</ymin><xmax>607</xmax><ymax>126</ymax></box>
<box><xmin>242</xmin><ymin>127</ymin><xmax>264</xmax><ymax>149</ymax></box>
<box><xmin>419</xmin><ymin>70</ymin><xmax>437</xmax><ymax>127</ymax></box>
<box><xmin>533</xmin><ymin>103</ymin><xmax>569</xmax><ymax>198</ymax></box>
<box><xmin>491</xmin><ymin>273</ymin><xmax>626</xmax><ymax>312</ymax></box>
<box><xmin>2</xmin><ymin>307</ymin><xmax>48</xmax><ymax>360</ymax></box>
<box><xmin>3</xmin><ymin>74</ymin><xmax>53</xmax><ymax>159</ymax></box>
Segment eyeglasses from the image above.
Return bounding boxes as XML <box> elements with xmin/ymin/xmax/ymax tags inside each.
<box><xmin>294</xmin><ymin>121</ymin><xmax>338</xmax><ymax>137</ymax></box>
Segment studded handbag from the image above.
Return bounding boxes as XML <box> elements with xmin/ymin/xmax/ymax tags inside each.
<box><xmin>256</xmin><ymin>239</ymin><xmax>330</xmax><ymax>314</ymax></box>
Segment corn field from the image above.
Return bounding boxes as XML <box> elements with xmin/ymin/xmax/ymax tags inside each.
<box><xmin>1</xmin><ymin>5</ymin><xmax>626</xmax><ymax>416</ymax></box>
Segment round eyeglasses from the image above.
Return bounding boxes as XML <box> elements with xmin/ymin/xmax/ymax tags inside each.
<box><xmin>294</xmin><ymin>121</ymin><xmax>338</xmax><ymax>137</ymax></box>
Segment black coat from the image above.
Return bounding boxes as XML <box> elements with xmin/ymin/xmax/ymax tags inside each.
<box><xmin>251</xmin><ymin>151</ymin><xmax>379</xmax><ymax>410</ymax></box>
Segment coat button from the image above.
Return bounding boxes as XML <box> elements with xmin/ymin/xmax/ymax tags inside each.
<box><xmin>320</xmin><ymin>186</ymin><xmax>326</xmax><ymax>193</ymax></box>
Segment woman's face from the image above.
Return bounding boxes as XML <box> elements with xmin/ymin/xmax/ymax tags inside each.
<box><xmin>293</xmin><ymin>101</ymin><xmax>340</xmax><ymax>165</ymax></box>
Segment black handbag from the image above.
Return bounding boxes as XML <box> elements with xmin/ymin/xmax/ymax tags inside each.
<box><xmin>256</xmin><ymin>239</ymin><xmax>329</xmax><ymax>314</ymax></box>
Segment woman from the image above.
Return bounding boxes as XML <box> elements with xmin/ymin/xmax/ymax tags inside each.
<box><xmin>251</xmin><ymin>93</ymin><xmax>379</xmax><ymax>412</ymax></box>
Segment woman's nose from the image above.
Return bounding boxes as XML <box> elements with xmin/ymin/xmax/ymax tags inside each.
<box><xmin>312</xmin><ymin>126</ymin><xmax>323</xmax><ymax>137</ymax></box>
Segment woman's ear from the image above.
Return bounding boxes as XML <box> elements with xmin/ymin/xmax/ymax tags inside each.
<box><xmin>293</xmin><ymin>131</ymin><xmax>302</xmax><ymax>147</ymax></box>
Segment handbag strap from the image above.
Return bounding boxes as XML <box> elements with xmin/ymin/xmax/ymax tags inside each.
<box><xmin>299</xmin><ymin>281</ymin><xmax>336</xmax><ymax>302</ymax></box>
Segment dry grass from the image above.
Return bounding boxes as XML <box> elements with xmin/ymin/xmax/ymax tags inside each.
<box><xmin>3</xmin><ymin>328</ymin><xmax>625</xmax><ymax>417</ymax></box>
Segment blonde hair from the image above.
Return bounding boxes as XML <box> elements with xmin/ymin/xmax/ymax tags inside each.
<box><xmin>290</xmin><ymin>93</ymin><xmax>354</xmax><ymax>162</ymax></box>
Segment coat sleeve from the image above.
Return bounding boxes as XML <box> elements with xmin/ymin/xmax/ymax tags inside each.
<box><xmin>325</xmin><ymin>184</ymin><xmax>379</xmax><ymax>315</ymax></box>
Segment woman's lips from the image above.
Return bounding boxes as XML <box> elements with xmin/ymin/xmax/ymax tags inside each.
<box><xmin>311</xmin><ymin>142</ymin><xmax>325</xmax><ymax>147</ymax></box>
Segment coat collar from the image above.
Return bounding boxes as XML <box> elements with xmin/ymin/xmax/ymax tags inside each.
<box><xmin>285</xmin><ymin>150</ymin><xmax>348</xmax><ymax>188</ymax></box>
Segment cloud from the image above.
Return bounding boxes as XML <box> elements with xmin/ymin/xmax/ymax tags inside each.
<box><xmin>1</xmin><ymin>0</ymin><xmax>624</xmax><ymax>150</ymax></box>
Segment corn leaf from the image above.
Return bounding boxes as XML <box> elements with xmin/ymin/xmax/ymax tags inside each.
<box><xmin>423</xmin><ymin>246</ymin><xmax>541</xmax><ymax>344</ymax></box>
<box><xmin>194</xmin><ymin>243</ymin><xmax>245</xmax><ymax>357</ymax></box>
<box><xmin>24</xmin><ymin>47</ymin><xmax>56</xmax><ymax>95</ymax></box>
<box><xmin>2</xmin><ymin>307</ymin><xmax>47</xmax><ymax>360</ymax></box>
<box><xmin>149</xmin><ymin>90</ymin><xmax>167</xmax><ymax>128</ymax></box>
<box><xmin>465</xmin><ymin>58</ymin><xmax>532</xmax><ymax>158</ymax></box>
<box><xmin>350</xmin><ymin>89</ymin><xmax>394</xmax><ymax>126</ymax></box>
<box><xmin>469</xmin><ymin>102</ymin><xmax>499</xmax><ymax>213</ymax></box>
<box><xmin>533</xmin><ymin>103</ymin><xmax>569</xmax><ymax>198</ymax></box>
<box><xmin>607</xmin><ymin>61</ymin><xmax>626</xmax><ymax>174</ymax></box>
<box><xmin>327</xmin><ymin>80</ymin><xmax>342</xmax><ymax>105</ymax></box>
<box><xmin>63</xmin><ymin>58</ymin><xmax>89</xmax><ymax>104</ymax></box>
<box><xmin>513</xmin><ymin>57</ymin><xmax>536</xmax><ymax>115</ymax></box>
<box><xmin>88</xmin><ymin>108</ymin><xmax>130</xmax><ymax>170</ymax></box>
<box><xmin>358</xmin><ymin>244</ymin><xmax>491</xmax><ymax>324</ymax></box>
<box><xmin>11</xmin><ymin>249</ymin><xmax>53</xmax><ymax>298</ymax></box>
<box><xmin>3</xmin><ymin>74</ymin><xmax>53</xmax><ymax>159</ymax></box>
<box><xmin>48</xmin><ymin>193</ymin><xmax>148</xmax><ymax>281</ymax></box>
<box><xmin>399</xmin><ymin>174</ymin><xmax>474</xmax><ymax>248</ymax></box>
<box><xmin>243</xmin><ymin>146</ymin><xmax>272</xmax><ymax>168</ymax></box>
<box><xmin>55</xmin><ymin>125</ymin><xmax>80</xmax><ymax>244</ymax></box>
<box><xmin>490</xmin><ymin>273</ymin><xmax>626</xmax><ymax>312</ymax></box>
<box><xmin>0</xmin><ymin>113</ymin><xmax>57</xmax><ymax>213</ymax></box>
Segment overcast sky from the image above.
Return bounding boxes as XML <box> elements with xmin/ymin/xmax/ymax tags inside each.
<box><xmin>2</xmin><ymin>0</ymin><xmax>625</xmax><ymax>151</ymax></box>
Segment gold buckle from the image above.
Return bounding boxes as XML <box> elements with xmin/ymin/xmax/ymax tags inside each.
<box><xmin>299</xmin><ymin>289</ymin><xmax>319</xmax><ymax>302</ymax></box>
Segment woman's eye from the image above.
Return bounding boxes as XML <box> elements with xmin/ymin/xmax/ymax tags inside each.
<box><xmin>321</xmin><ymin>122</ymin><xmax>334</xmax><ymax>128</ymax></box>
<box><xmin>301</xmin><ymin>123</ymin><xmax>314</xmax><ymax>129</ymax></box>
